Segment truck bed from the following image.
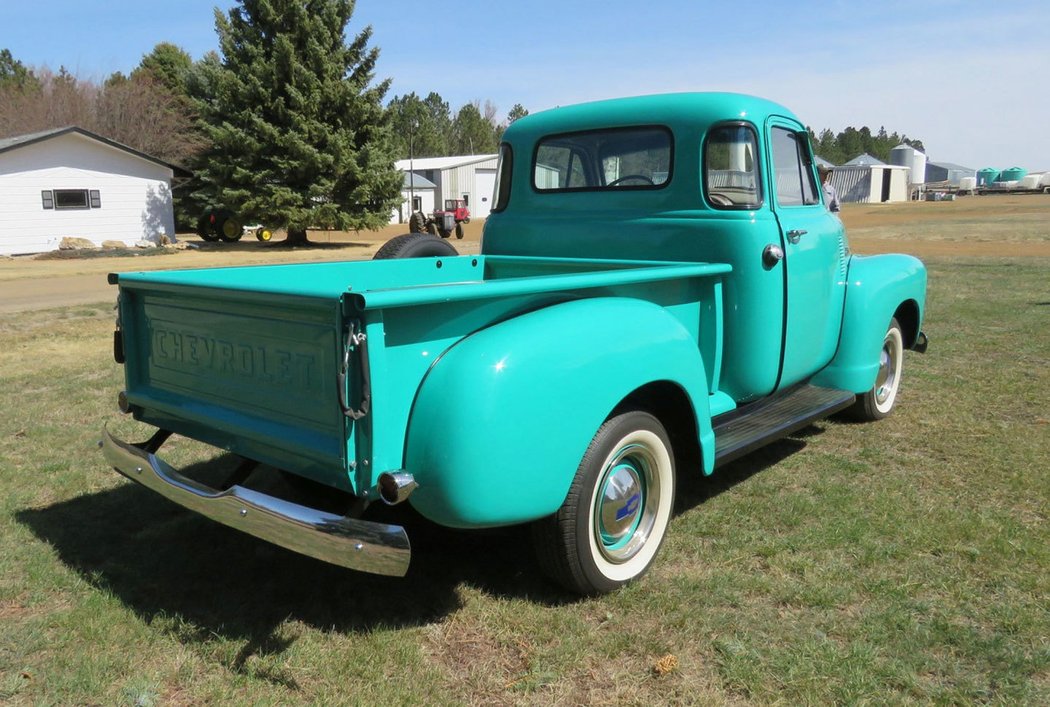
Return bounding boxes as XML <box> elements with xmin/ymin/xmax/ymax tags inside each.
<box><xmin>113</xmin><ymin>255</ymin><xmax>730</xmax><ymax>494</ymax></box>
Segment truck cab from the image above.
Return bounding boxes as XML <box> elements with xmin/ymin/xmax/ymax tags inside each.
<box><xmin>483</xmin><ymin>93</ymin><xmax>924</xmax><ymax>406</ymax></box>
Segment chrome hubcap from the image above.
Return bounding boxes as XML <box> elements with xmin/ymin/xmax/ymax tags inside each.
<box><xmin>599</xmin><ymin>463</ymin><xmax>643</xmax><ymax>546</ymax></box>
<box><xmin>595</xmin><ymin>444</ymin><xmax>657</xmax><ymax>563</ymax></box>
<box><xmin>875</xmin><ymin>338</ymin><xmax>898</xmax><ymax>404</ymax></box>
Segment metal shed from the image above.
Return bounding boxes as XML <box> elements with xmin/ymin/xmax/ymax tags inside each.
<box><xmin>394</xmin><ymin>154</ymin><xmax>498</xmax><ymax>220</ymax></box>
<box><xmin>925</xmin><ymin>161</ymin><xmax>976</xmax><ymax>186</ymax></box>
<box><xmin>832</xmin><ymin>163</ymin><xmax>910</xmax><ymax>204</ymax></box>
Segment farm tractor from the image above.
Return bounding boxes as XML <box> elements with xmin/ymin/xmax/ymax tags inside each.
<box><xmin>196</xmin><ymin>207</ymin><xmax>273</xmax><ymax>243</ymax></box>
<box><xmin>409</xmin><ymin>199</ymin><xmax>470</xmax><ymax>239</ymax></box>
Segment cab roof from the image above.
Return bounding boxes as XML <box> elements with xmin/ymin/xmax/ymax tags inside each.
<box><xmin>504</xmin><ymin>92</ymin><xmax>801</xmax><ymax>145</ymax></box>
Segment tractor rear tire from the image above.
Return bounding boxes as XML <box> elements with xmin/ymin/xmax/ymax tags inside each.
<box><xmin>373</xmin><ymin>233</ymin><xmax>459</xmax><ymax>260</ymax></box>
<box><xmin>455</xmin><ymin>223</ymin><xmax>464</xmax><ymax>239</ymax></box>
<box><xmin>409</xmin><ymin>211</ymin><xmax>427</xmax><ymax>233</ymax></box>
<box><xmin>196</xmin><ymin>213</ymin><xmax>220</xmax><ymax>242</ymax></box>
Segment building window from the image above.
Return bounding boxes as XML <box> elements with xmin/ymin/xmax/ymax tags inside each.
<box><xmin>54</xmin><ymin>189</ymin><xmax>90</xmax><ymax>209</ymax></box>
<box><xmin>42</xmin><ymin>189</ymin><xmax>101</xmax><ymax>210</ymax></box>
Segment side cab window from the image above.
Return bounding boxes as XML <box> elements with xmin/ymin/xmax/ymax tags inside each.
<box><xmin>704</xmin><ymin>123</ymin><xmax>762</xmax><ymax>209</ymax></box>
<box><xmin>770</xmin><ymin>126</ymin><xmax>819</xmax><ymax>206</ymax></box>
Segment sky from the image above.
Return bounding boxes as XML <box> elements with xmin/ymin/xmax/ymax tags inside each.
<box><xmin>3</xmin><ymin>0</ymin><xmax>1048</xmax><ymax>169</ymax></box>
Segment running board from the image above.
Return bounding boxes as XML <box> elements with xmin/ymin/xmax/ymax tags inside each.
<box><xmin>713</xmin><ymin>385</ymin><xmax>856</xmax><ymax>467</ymax></box>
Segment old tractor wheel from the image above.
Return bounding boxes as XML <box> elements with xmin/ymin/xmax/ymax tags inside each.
<box><xmin>196</xmin><ymin>213</ymin><xmax>220</xmax><ymax>242</ymax></box>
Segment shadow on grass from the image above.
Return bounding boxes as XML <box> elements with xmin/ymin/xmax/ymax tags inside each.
<box><xmin>17</xmin><ymin>430</ymin><xmax>816</xmax><ymax>672</ymax></box>
<box><xmin>674</xmin><ymin>432</ymin><xmax>811</xmax><ymax>514</ymax></box>
<box><xmin>16</xmin><ymin>454</ymin><xmax>574</xmax><ymax>673</ymax></box>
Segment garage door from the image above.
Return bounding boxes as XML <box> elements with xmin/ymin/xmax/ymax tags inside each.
<box><xmin>473</xmin><ymin>169</ymin><xmax>497</xmax><ymax>219</ymax></box>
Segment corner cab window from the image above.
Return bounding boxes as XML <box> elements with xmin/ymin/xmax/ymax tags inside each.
<box><xmin>704</xmin><ymin>124</ymin><xmax>761</xmax><ymax>208</ymax></box>
<box><xmin>533</xmin><ymin>127</ymin><xmax>672</xmax><ymax>191</ymax></box>
<box><xmin>771</xmin><ymin>127</ymin><xmax>819</xmax><ymax>206</ymax></box>
<box><xmin>492</xmin><ymin>143</ymin><xmax>512</xmax><ymax>212</ymax></box>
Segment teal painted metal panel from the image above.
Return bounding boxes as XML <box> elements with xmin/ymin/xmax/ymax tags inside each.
<box><xmin>118</xmin><ymin>283</ymin><xmax>349</xmax><ymax>488</ymax></box>
<box><xmin>403</xmin><ymin>297</ymin><xmax>714</xmax><ymax>528</ymax></box>
<box><xmin>812</xmin><ymin>253</ymin><xmax>927</xmax><ymax>392</ymax></box>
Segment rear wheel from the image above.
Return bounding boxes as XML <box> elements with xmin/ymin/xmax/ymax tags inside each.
<box><xmin>373</xmin><ymin>233</ymin><xmax>459</xmax><ymax>260</ymax></box>
<box><xmin>455</xmin><ymin>223</ymin><xmax>464</xmax><ymax>239</ymax></box>
<box><xmin>196</xmin><ymin>213</ymin><xmax>220</xmax><ymax>242</ymax></box>
<box><xmin>533</xmin><ymin>411</ymin><xmax>675</xmax><ymax>595</ymax></box>
<box><xmin>847</xmin><ymin>317</ymin><xmax>904</xmax><ymax>421</ymax></box>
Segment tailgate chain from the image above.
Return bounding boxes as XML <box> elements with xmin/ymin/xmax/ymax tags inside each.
<box><xmin>338</xmin><ymin>320</ymin><xmax>371</xmax><ymax>420</ymax></box>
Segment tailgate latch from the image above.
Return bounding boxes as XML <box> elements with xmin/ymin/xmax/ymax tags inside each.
<box><xmin>339</xmin><ymin>320</ymin><xmax>371</xmax><ymax>420</ymax></box>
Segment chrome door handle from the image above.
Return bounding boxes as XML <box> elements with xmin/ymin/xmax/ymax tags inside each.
<box><xmin>787</xmin><ymin>229</ymin><xmax>807</xmax><ymax>244</ymax></box>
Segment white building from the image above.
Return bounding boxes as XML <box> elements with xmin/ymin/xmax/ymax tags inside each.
<box><xmin>824</xmin><ymin>154</ymin><xmax>910</xmax><ymax>204</ymax></box>
<box><xmin>392</xmin><ymin>154</ymin><xmax>498</xmax><ymax>223</ymax></box>
<box><xmin>391</xmin><ymin>171</ymin><xmax>437</xmax><ymax>225</ymax></box>
<box><xmin>0</xmin><ymin>127</ymin><xmax>183</xmax><ymax>256</ymax></box>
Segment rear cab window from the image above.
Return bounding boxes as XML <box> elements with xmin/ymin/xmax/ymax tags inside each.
<box><xmin>533</xmin><ymin>127</ymin><xmax>673</xmax><ymax>192</ymax></box>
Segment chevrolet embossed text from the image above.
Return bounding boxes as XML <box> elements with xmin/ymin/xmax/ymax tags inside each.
<box><xmin>152</xmin><ymin>327</ymin><xmax>318</xmax><ymax>390</ymax></box>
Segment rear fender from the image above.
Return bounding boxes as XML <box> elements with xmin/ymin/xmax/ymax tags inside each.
<box><xmin>403</xmin><ymin>297</ymin><xmax>713</xmax><ymax>528</ymax></box>
<box><xmin>814</xmin><ymin>253</ymin><xmax>927</xmax><ymax>393</ymax></box>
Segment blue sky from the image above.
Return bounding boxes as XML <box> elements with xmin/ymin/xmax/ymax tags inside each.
<box><xmin>3</xmin><ymin>0</ymin><xmax>1048</xmax><ymax>169</ymax></box>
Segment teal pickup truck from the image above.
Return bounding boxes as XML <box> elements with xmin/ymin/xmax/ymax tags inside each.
<box><xmin>102</xmin><ymin>93</ymin><xmax>928</xmax><ymax>595</ymax></box>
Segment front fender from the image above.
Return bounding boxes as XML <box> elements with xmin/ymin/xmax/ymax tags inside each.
<box><xmin>814</xmin><ymin>253</ymin><xmax>927</xmax><ymax>393</ymax></box>
<box><xmin>404</xmin><ymin>297</ymin><xmax>712</xmax><ymax>528</ymax></box>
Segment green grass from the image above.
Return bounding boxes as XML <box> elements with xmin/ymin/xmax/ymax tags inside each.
<box><xmin>1</xmin><ymin>257</ymin><xmax>1048</xmax><ymax>704</ymax></box>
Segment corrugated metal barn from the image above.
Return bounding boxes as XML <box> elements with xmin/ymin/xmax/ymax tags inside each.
<box><xmin>394</xmin><ymin>154</ymin><xmax>498</xmax><ymax>220</ymax></box>
<box><xmin>925</xmin><ymin>161</ymin><xmax>976</xmax><ymax>186</ymax></box>
<box><xmin>831</xmin><ymin>164</ymin><xmax>910</xmax><ymax>204</ymax></box>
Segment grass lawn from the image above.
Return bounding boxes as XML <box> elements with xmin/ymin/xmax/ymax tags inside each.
<box><xmin>1</xmin><ymin>233</ymin><xmax>1048</xmax><ymax>701</ymax></box>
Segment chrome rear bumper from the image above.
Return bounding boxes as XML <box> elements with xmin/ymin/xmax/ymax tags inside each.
<box><xmin>100</xmin><ymin>425</ymin><xmax>410</xmax><ymax>577</ymax></box>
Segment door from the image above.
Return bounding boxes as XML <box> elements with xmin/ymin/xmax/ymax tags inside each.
<box><xmin>767</xmin><ymin>120</ymin><xmax>848</xmax><ymax>389</ymax></box>
<box><xmin>474</xmin><ymin>168</ymin><xmax>497</xmax><ymax>218</ymax></box>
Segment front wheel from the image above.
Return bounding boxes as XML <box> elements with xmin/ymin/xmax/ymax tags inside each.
<box><xmin>847</xmin><ymin>317</ymin><xmax>904</xmax><ymax>421</ymax></box>
<box><xmin>532</xmin><ymin>411</ymin><xmax>676</xmax><ymax>595</ymax></box>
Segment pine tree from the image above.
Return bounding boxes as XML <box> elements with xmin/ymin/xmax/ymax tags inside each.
<box><xmin>191</xmin><ymin>0</ymin><xmax>401</xmax><ymax>245</ymax></box>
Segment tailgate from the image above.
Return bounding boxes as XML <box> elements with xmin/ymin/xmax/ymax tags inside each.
<box><xmin>116</xmin><ymin>278</ymin><xmax>349</xmax><ymax>488</ymax></box>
